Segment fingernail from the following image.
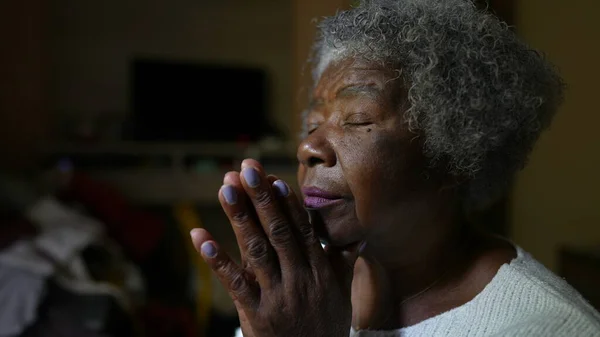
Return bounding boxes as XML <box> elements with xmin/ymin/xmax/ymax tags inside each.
<box><xmin>222</xmin><ymin>185</ymin><xmax>237</xmax><ymax>205</ymax></box>
<box><xmin>359</xmin><ymin>241</ymin><xmax>367</xmax><ymax>254</ymax></box>
<box><xmin>201</xmin><ymin>241</ymin><xmax>217</xmax><ymax>258</ymax></box>
<box><xmin>242</xmin><ymin>167</ymin><xmax>260</xmax><ymax>188</ymax></box>
<box><xmin>272</xmin><ymin>180</ymin><xmax>289</xmax><ymax>197</ymax></box>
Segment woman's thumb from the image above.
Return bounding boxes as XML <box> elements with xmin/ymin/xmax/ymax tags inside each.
<box><xmin>351</xmin><ymin>251</ymin><xmax>393</xmax><ymax>330</ymax></box>
<box><xmin>326</xmin><ymin>241</ymin><xmax>362</xmax><ymax>292</ymax></box>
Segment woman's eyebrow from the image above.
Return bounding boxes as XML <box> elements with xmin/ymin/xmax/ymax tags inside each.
<box><xmin>335</xmin><ymin>83</ymin><xmax>381</xmax><ymax>99</ymax></box>
<box><xmin>308</xmin><ymin>83</ymin><xmax>381</xmax><ymax>109</ymax></box>
<box><xmin>307</xmin><ymin>98</ymin><xmax>325</xmax><ymax>111</ymax></box>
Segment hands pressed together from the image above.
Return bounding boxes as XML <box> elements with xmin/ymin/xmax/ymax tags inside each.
<box><xmin>190</xmin><ymin>159</ymin><xmax>362</xmax><ymax>337</ymax></box>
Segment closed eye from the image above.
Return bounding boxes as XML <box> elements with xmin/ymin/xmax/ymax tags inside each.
<box><xmin>346</xmin><ymin>121</ymin><xmax>373</xmax><ymax>126</ymax></box>
<box><xmin>343</xmin><ymin>112</ymin><xmax>374</xmax><ymax>126</ymax></box>
<box><xmin>307</xmin><ymin>123</ymin><xmax>320</xmax><ymax>135</ymax></box>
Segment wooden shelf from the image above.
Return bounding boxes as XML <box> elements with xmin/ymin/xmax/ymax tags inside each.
<box><xmin>87</xmin><ymin>168</ymin><xmax>299</xmax><ymax>206</ymax></box>
<box><xmin>48</xmin><ymin>141</ymin><xmax>299</xmax><ymax>205</ymax></box>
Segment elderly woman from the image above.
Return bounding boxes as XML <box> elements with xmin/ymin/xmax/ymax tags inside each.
<box><xmin>190</xmin><ymin>0</ymin><xmax>600</xmax><ymax>336</ymax></box>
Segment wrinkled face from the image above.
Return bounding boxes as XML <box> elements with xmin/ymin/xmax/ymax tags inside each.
<box><xmin>297</xmin><ymin>58</ymin><xmax>443</xmax><ymax>249</ymax></box>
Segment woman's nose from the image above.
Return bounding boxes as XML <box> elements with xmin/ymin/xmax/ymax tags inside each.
<box><xmin>297</xmin><ymin>129</ymin><xmax>336</xmax><ymax>168</ymax></box>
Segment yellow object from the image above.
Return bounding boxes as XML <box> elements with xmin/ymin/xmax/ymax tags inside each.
<box><xmin>174</xmin><ymin>203</ymin><xmax>213</xmax><ymax>336</ymax></box>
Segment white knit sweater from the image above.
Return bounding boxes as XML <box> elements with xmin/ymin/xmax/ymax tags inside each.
<box><xmin>351</xmin><ymin>246</ymin><xmax>600</xmax><ymax>336</ymax></box>
<box><xmin>234</xmin><ymin>246</ymin><xmax>600</xmax><ymax>337</ymax></box>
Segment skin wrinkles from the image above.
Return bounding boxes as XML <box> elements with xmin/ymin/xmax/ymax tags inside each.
<box><xmin>191</xmin><ymin>58</ymin><xmax>518</xmax><ymax>336</ymax></box>
<box><xmin>299</xmin><ymin>58</ymin><xmax>433</xmax><ymax>251</ymax></box>
<box><xmin>192</xmin><ymin>0</ymin><xmax>558</xmax><ymax>333</ymax></box>
<box><xmin>298</xmin><ymin>58</ymin><xmax>516</xmax><ymax>328</ymax></box>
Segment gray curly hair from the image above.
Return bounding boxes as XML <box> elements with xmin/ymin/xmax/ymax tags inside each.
<box><xmin>309</xmin><ymin>0</ymin><xmax>564</xmax><ymax>209</ymax></box>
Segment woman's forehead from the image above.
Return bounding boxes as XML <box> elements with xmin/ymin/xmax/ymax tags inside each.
<box><xmin>312</xmin><ymin>59</ymin><xmax>399</xmax><ymax>101</ymax></box>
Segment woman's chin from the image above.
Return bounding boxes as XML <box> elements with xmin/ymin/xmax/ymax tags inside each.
<box><xmin>307</xmin><ymin>201</ymin><xmax>363</xmax><ymax>247</ymax></box>
<box><xmin>323</xmin><ymin>230</ymin><xmax>362</xmax><ymax>249</ymax></box>
<box><xmin>319</xmin><ymin>217</ymin><xmax>363</xmax><ymax>248</ymax></box>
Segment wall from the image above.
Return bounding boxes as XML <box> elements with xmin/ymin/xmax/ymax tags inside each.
<box><xmin>50</xmin><ymin>0</ymin><xmax>292</xmax><ymax>137</ymax></box>
<box><xmin>512</xmin><ymin>1</ymin><xmax>600</xmax><ymax>270</ymax></box>
<box><xmin>291</xmin><ymin>0</ymin><xmax>351</xmax><ymax>138</ymax></box>
<box><xmin>0</xmin><ymin>0</ymin><xmax>48</xmax><ymax>170</ymax></box>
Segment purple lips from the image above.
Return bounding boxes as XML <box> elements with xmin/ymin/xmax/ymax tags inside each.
<box><xmin>301</xmin><ymin>187</ymin><xmax>343</xmax><ymax>209</ymax></box>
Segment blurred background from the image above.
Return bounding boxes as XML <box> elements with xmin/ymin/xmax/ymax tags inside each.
<box><xmin>0</xmin><ymin>0</ymin><xmax>598</xmax><ymax>336</ymax></box>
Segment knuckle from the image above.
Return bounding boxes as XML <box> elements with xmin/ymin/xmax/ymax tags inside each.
<box><xmin>231</xmin><ymin>210</ymin><xmax>250</xmax><ymax>225</ymax></box>
<box><xmin>229</xmin><ymin>271</ymin><xmax>248</xmax><ymax>294</ymax></box>
<box><xmin>213</xmin><ymin>259</ymin><xmax>250</xmax><ymax>298</ymax></box>
<box><xmin>268</xmin><ymin>218</ymin><xmax>291</xmax><ymax>244</ymax></box>
<box><xmin>246</xmin><ymin>238</ymin><xmax>269</xmax><ymax>263</ymax></box>
<box><xmin>253</xmin><ymin>189</ymin><xmax>272</xmax><ymax>209</ymax></box>
<box><xmin>214</xmin><ymin>257</ymin><xmax>234</xmax><ymax>276</ymax></box>
<box><xmin>299</xmin><ymin>224</ymin><xmax>316</xmax><ymax>242</ymax></box>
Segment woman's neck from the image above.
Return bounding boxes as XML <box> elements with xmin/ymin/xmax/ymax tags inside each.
<box><xmin>356</xmin><ymin>224</ymin><xmax>516</xmax><ymax>330</ymax></box>
<box><xmin>363</xmin><ymin>195</ymin><xmax>470</xmax><ymax>291</ymax></box>
<box><xmin>385</xmin><ymin>219</ymin><xmax>474</xmax><ymax>303</ymax></box>
<box><xmin>351</xmin><ymin>187</ymin><xmax>517</xmax><ymax>330</ymax></box>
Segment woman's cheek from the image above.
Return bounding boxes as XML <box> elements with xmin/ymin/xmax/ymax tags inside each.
<box><xmin>297</xmin><ymin>163</ymin><xmax>306</xmax><ymax>187</ymax></box>
<box><xmin>343</xmin><ymin>133</ymin><xmax>384</xmax><ymax>230</ymax></box>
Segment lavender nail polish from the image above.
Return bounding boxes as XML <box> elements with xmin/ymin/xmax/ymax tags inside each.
<box><xmin>359</xmin><ymin>241</ymin><xmax>367</xmax><ymax>254</ymax></box>
<box><xmin>242</xmin><ymin>167</ymin><xmax>260</xmax><ymax>188</ymax></box>
<box><xmin>273</xmin><ymin>180</ymin><xmax>289</xmax><ymax>197</ymax></box>
<box><xmin>222</xmin><ymin>185</ymin><xmax>237</xmax><ymax>205</ymax></box>
<box><xmin>201</xmin><ymin>242</ymin><xmax>217</xmax><ymax>258</ymax></box>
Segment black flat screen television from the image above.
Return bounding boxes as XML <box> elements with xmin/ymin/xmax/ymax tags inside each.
<box><xmin>129</xmin><ymin>59</ymin><xmax>272</xmax><ymax>142</ymax></box>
